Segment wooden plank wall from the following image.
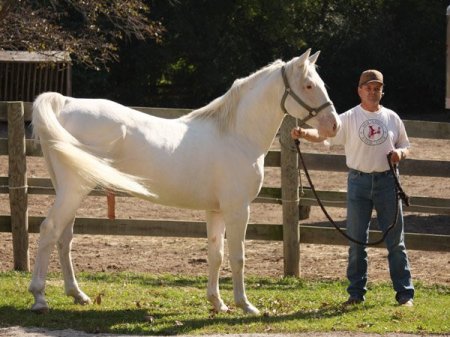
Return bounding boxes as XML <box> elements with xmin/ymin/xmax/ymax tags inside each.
<box><xmin>0</xmin><ymin>62</ymin><xmax>71</xmax><ymax>102</ymax></box>
<box><xmin>0</xmin><ymin>51</ymin><xmax>72</xmax><ymax>102</ymax></box>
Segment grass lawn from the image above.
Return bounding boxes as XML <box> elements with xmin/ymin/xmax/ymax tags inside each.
<box><xmin>0</xmin><ymin>271</ymin><xmax>448</xmax><ymax>335</ymax></box>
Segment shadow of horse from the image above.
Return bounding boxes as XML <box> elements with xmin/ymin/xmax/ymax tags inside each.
<box><xmin>0</xmin><ymin>302</ymin><xmax>363</xmax><ymax>336</ymax></box>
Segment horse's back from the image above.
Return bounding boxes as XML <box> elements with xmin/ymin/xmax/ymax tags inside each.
<box><xmin>59</xmin><ymin>98</ymin><xmax>180</xmax><ymax>156</ymax></box>
<box><xmin>54</xmin><ymin>96</ymin><xmax>263</xmax><ymax>210</ymax></box>
<box><xmin>61</xmin><ymin>98</ymin><xmax>144</xmax><ymax>142</ymax></box>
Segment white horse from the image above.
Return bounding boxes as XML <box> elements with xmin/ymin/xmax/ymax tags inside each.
<box><xmin>29</xmin><ymin>49</ymin><xmax>340</xmax><ymax>315</ymax></box>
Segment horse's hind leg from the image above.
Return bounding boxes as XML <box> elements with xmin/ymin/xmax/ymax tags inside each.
<box><xmin>58</xmin><ymin>221</ymin><xmax>91</xmax><ymax>305</ymax></box>
<box><xmin>224</xmin><ymin>205</ymin><xmax>260</xmax><ymax>315</ymax></box>
<box><xmin>206</xmin><ymin>210</ymin><xmax>228</xmax><ymax>312</ymax></box>
<box><xmin>29</xmin><ymin>185</ymin><xmax>88</xmax><ymax>313</ymax></box>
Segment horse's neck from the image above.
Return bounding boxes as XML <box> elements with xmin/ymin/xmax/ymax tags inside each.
<box><xmin>234</xmin><ymin>72</ymin><xmax>285</xmax><ymax>153</ymax></box>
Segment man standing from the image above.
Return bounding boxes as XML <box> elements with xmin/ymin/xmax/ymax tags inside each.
<box><xmin>291</xmin><ymin>70</ymin><xmax>414</xmax><ymax>306</ymax></box>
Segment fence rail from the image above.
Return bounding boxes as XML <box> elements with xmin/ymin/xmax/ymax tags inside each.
<box><xmin>1</xmin><ymin>101</ymin><xmax>449</xmax><ymax>273</ymax></box>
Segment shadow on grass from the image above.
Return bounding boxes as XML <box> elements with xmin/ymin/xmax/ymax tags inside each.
<box><xmin>154</xmin><ymin>303</ymin><xmax>372</xmax><ymax>336</ymax></box>
<box><xmin>0</xmin><ymin>305</ymin><xmax>158</xmax><ymax>334</ymax></box>
<box><xmin>0</xmin><ymin>300</ymin><xmax>363</xmax><ymax>336</ymax></box>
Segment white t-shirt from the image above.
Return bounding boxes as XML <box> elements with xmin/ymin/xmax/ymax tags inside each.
<box><xmin>328</xmin><ymin>105</ymin><xmax>410</xmax><ymax>173</ymax></box>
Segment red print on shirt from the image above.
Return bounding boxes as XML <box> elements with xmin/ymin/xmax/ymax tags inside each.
<box><xmin>368</xmin><ymin>125</ymin><xmax>381</xmax><ymax>138</ymax></box>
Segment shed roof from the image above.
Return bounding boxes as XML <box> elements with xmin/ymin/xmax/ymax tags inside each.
<box><xmin>0</xmin><ymin>51</ymin><xmax>71</xmax><ymax>63</ymax></box>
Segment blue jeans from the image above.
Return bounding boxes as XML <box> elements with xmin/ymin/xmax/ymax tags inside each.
<box><xmin>346</xmin><ymin>169</ymin><xmax>414</xmax><ymax>302</ymax></box>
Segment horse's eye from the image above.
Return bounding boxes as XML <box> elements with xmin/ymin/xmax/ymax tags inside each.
<box><xmin>306</xmin><ymin>85</ymin><xmax>312</xmax><ymax>90</ymax></box>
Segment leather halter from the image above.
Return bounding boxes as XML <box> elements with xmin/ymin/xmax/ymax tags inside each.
<box><xmin>280</xmin><ymin>65</ymin><xmax>333</xmax><ymax>126</ymax></box>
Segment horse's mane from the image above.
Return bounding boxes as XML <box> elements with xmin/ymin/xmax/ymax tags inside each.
<box><xmin>181</xmin><ymin>60</ymin><xmax>285</xmax><ymax>132</ymax></box>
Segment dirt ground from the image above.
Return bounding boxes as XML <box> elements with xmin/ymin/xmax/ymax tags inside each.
<box><xmin>0</xmin><ymin>137</ymin><xmax>449</xmax><ymax>286</ymax></box>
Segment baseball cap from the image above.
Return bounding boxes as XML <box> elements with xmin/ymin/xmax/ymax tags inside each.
<box><xmin>359</xmin><ymin>69</ymin><xmax>383</xmax><ymax>87</ymax></box>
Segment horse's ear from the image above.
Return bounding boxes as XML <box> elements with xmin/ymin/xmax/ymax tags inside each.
<box><xmin>298</xmin><ymin>49</ymin><xmax>311</xmax><ymax>64</ymax></box>
<box><xmin>309</xmin><ymin>51</ymin><xmax>320</xmax><ymax>64</ymax></box>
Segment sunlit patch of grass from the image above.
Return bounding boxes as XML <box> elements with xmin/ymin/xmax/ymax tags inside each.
<box><xmin>0</xmin><ymin>272</ymin><xmax>448</xmax><ymax>335</ymax></box>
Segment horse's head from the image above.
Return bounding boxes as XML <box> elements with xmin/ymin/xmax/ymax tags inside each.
<box><xmin>281</xmin><ymin>49</ymin><xmax>340</xmax><ymax>138</ymax></box>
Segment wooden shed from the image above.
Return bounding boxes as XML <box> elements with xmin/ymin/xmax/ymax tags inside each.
<box><xmin>0</xmin><ymin>51</ymin><xmax>71</xmax><ymax>102</ymax></box>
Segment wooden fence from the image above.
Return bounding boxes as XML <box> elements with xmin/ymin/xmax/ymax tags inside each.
<box><xmin>1</xmin><ymin>101</ymin><xmax>449</xmax><ymax>274</ymax></box>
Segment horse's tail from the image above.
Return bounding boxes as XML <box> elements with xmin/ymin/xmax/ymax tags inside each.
<box><xmin>32</xmin><ymin>92</ymin><xmax>156</xmax><ymax>199</ymax></box>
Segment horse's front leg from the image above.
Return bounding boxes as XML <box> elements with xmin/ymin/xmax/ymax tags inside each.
<box><xmin>224</xmin><ymin>206</ymin><xmax>260</xmax><ymax>315</ymax></box>
<box><xmin>206</xmin><ymin>210</ymin><xmax>228</xmax><ymax>312</ymax></box>
<box><xmin>57</xmin><ymin>222</ymin><xmax>91</xmax><ymax>305</ymax></box>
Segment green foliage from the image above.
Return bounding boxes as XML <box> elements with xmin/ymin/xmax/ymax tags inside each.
<box><xmin>70</xmin><ymin>0</ymin><xmax>446</xmax><ymax>117</ymax></box>
<box><xmin>0</xmin><ymin>272</ymin><xmax>449</xmax><ymax>335</ymax></box>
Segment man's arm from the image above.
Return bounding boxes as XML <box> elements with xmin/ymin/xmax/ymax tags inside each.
<box><xmin>290</xmin><ymin>127</ymin><xmax>328</xmax><ymax>143</ymax></box>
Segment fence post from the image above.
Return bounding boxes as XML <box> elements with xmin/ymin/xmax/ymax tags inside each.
<box><xmin>447</xmin><ymin>6</ymin><xmax>450</xmax><ymax>109</ymax></box>
<box><xmin>280</xmin><ymin>116</ymin><xmax>300</xmax><ymax>277</ymax></box>
<box><xmin>7</xmin><ymin>101</ymin><xmax>29</xmax><ymax>271</ymax></box>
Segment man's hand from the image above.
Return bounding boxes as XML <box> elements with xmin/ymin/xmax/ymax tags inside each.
<box><xmin>291</xmin><ymin>127</ymin><xmax>306</xmax><ymax>139</ymax></box>
<box><xmin>390</xmin><ymin>149</ymin><xmax>407</xmax><ymax>164</ymax></box>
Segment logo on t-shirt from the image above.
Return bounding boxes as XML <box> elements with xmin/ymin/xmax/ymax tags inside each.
<box><xmin>359</xmin><ymin>119</ymin><xmax>388</xmax><ymax>145</ymax></box>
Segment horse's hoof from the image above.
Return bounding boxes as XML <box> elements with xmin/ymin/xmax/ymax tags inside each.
<box><xmin>31</xmin><ymin>302</ymin><xmax>49</xmax><ymax>314</ymax></box>
<box><xmin>208</xmin><ymin>294</ymin><xmax>229</xmax><ymax>313</ymax></box>
<box><xmin>214</xmin><ymin>303</ymin><xmax>229</xmax><ymax>313</ymax></box>
<box><xmin>73</xmin><ymin>294</ymin><xmax>91</xmax><ymax>305</ymax></box>
<box><xmin>238</xmin><ymin>302</ymin><xmax>260</xmax><ymax>315</ymax></box>
<box><xmin>245</xmin><ymin>306</ymin><xmax>260</xmax><ymax>315</ymax></box>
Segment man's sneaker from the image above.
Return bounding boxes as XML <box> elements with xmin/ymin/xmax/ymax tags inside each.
<box><xmin>342</xmin><ymin>297</ymin><xmax>364</xmax><ymax>306</ymax></box>
<box><xmin>398</xmin><ymin>297</ymin><xmax>414</xmax><ymax>307</ymax></box>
